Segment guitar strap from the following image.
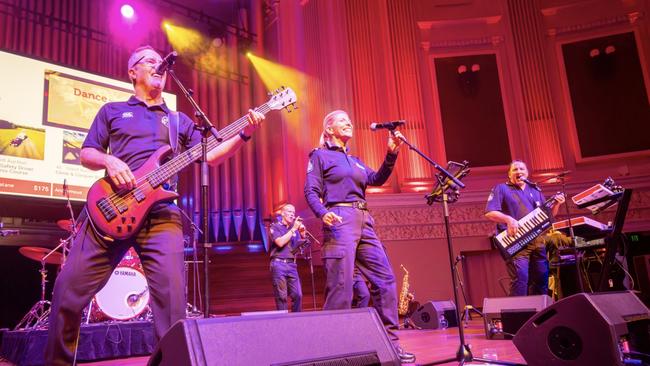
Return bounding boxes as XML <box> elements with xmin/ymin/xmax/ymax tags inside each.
<box><xmin>167</xmin><ymin>111</ymin><xmax>180</xmax><ymax>192</ymax></box>
<box><xmin>168</xmin><ymin>111</ymin><xmax>179</xmax><ymax>154</ymax></box>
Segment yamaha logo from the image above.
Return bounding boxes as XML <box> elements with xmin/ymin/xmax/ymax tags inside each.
<box><xmin>114</xmin><ymin>270</ymin><xmax>136</xmax><ymax>276</ymax></box>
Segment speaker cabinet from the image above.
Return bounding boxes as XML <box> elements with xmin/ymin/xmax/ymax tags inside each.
<box><xmin>513</xmin><ymin>291</ymin><xmax>650</xmax><ymax>366</ymax></box>
<box><xmin>411</xmin><ymin>300</ymin><xmax>458</xmax><ymax>329</ymax></box>
<box><xmin>148</xmin><ymin>308</ymin><xmax>400</xmax><ymax>366</ymax></box>
<box><xmin>483</xmin><ymin>295</ymin><xmax>552</xmax><ymax>340</ymax></box>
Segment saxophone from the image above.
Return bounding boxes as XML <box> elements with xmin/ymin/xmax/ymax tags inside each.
<box><xmin>398</xmin><ymin>264</ymin><xmax>413</xmax><ymax>316</ymax></box>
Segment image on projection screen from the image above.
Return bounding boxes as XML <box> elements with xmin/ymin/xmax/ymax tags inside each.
<box><xmin>0</xmin><ymin>50</ymin><xmax>176</xmax><ymax>201</ymax></box>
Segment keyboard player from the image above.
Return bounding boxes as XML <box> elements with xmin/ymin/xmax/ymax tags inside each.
<box><xmin>485</xmin><ymin>160</ymin><xmax>565</xmax><ymax>296</ymax></box>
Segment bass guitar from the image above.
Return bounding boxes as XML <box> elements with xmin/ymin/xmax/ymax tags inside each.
<box><xmin>86</xmin><ymin>87</ymin><xmax>297</xmax><ymax>241</ymax></box>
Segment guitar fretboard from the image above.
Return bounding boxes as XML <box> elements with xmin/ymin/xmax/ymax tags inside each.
<box><xmin>146</xmin><ymin>103</ymin><xmax>273</xmax><ymax>187</ymax></box>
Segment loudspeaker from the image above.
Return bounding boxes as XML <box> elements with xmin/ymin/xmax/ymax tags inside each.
<box><xmin>483</xmin><ymin>295</ymin><xmax>552</xmax><ymax>340</ymax></box>
<box><xmin>513</xmin><ymin>291</ymin><xmax>650</xmax><ymax>366</ymax></box>
<box><xmin>148</xmin><ymin>308</ymin><xmax>400</xmax><ymax>366</ymax></box>
<box><xmin>411</xmin><ymin>300</ymin><xmax>458</xmax><ymax>329</ymax></box>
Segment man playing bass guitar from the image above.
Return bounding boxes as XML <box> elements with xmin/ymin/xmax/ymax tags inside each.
<box><xmin>45</xmin><ymin>45</ymin><xmax>265</xmax><ymax>365</ymax></box>
<box><xmin>485</xmin><ymin>160</ymin><xmax>565</xmax><ymax>297</ymax></box>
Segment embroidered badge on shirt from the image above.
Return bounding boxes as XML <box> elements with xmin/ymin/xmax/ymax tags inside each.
<box><xmin>122</xmin><ymin>112</ymin><xmax>134</xmax><ymax>118</ymax></box>
<box><xmin>161</xmin><ymin>115</ymin><xmax>169</xmax><ymax>127</ymax></box>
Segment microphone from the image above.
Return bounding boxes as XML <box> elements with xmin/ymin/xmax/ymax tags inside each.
<box><xmin>155</xmin><ymin>51</ymin><xmax>178</xmax><ymax>75</ymax></box>
<box><xmin>370</xmin><ymin>120</ymin><xmax>405</xmax><ymax>131</ymax></box>
<box><xmin>63</xmin><ymin>178</ymin><xmax>68</xmax><ymax>195</ymax></box>
<box><xmin>520</xmin><ymin>177</ymin><xmax>542</xmax><ymax>192</ymax></box>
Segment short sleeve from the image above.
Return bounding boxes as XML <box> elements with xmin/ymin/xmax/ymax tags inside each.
<box><xmin>82</xmin><ymin>104</ymin><xmax>111</xmax><ymax>151</ymax></box>
<box><xmin>485</xmin><ymin>185</ymin><xmax>503</xmax><ymax>213</ymax></box>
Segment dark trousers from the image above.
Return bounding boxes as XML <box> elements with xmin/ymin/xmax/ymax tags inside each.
<box><xmin>45</xmin><ymin>204</ymin><xmax>185</xmax><ymax>366</ymax></box>
<box><xmin>506</xmin><ymin>237</ymin><xmax>549</xmax><ymax>296</ymax></box>
<box><xmin>321</xmin><ymin>206</ymin><xmax>398</xmax><ymax>328</ymax></box>
<box><xmin>270</xmin><ymin>260</ymin><xmax>303</xmax><ymax>312</ymax></box>
<box><xmin>352</xmin><ymin>270</ymin><xmax>370</xmax><ymax>308</ymax></box>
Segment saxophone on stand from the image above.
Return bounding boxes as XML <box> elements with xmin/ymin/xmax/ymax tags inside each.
<box><xmin>398</xmin><ymin>265</ymin><xmax>419</xmax><ymax>329</ymax></box>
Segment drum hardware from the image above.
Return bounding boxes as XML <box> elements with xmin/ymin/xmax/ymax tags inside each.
<box><xmin>14</xmin><ymin>244</ymin><xmax>68</xmax><ymax>330</ymax></box>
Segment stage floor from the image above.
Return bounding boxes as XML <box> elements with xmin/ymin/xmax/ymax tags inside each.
<box><xmin>0</xmin><ymin>318</ymin><xmax>525</xmax><ymax>365</ymax></box>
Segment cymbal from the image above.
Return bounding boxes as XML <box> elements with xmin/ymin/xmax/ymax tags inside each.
<box><xmin>57</xmin><ymin>219</ymin><xmax>74</xmax><ymax>232</ymax></box>
<box><xmin>19</xmin><ymin>246</ymin><xmax>63</xmax><ymax>265</ymax></box>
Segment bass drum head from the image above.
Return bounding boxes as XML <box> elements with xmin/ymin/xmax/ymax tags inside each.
<box><xmin>94</xmin><ymin>266</ymin><xmax>150</xmax><ymax>321</ymax></box>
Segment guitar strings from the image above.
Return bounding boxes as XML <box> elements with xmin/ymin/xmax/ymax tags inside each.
<box><xmin>102</xmin><ymin>104</ymin><xmax>274</xmax><ymax>213</ymax></box>
<box><xmin>106</xmin><ymin>117</ymin><xmax>248</xmax><ymax>208</ymax></box>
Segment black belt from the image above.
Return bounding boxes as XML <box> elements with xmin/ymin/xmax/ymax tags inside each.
<box><xmin>328</xmin><ymin>201</ymin><xmax>368</xmax><ymax>210</ymax></box>
<box><xmin>272</xmin><ymin>257</ymin><xmax>295</xmax><ymax>264</ymax></box>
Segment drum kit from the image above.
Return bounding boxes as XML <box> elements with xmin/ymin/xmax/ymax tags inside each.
<box><xmin>15</xmin><ymin>219</ymin><xmax>154</xmax><ymax>330</ymax></box>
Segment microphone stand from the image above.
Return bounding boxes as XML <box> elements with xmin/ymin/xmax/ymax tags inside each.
<box><xmin>166</xmin><ymin>68</ymin><xmax>221</xmax><ymax>318</ymax></box>
<box><xmin>293</xmin><ymin>228</ymin><xmax>320</xmax><ymax>310</ymax></box>
<box><xmin>394</xmin><ymin>131</ymin><xmax>520</xmax><ymax>366</ymax></box>
<box><xmin>62</xmin><ymin>180</ymin><xmax>77</xmax><ymax>264</ymax></box>
<box><xmin>538</xmin><ymin>173</ymin><xmax>584</xmax><ymax>294</ymax></box>
<box><xmin>556</xmin><ymin>174</ymin><xmax>584</xmax><ymax>293</ymax></box>
<box><xmin>304</xmin><ymin>230</ymin><xmax>320</xmax><ymax>310</ymax></box>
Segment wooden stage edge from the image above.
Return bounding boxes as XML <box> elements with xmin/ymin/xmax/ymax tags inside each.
<box><xmin>0</xmin><ymin>318</ymin><xmax>525</xmax><ymax>366</ymax></box>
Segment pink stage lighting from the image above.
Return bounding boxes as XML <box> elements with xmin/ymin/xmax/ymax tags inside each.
<box><xmin>120</xmin><ymin>4</ymin><xmax>135</xmax><ymax>19</ymax></box>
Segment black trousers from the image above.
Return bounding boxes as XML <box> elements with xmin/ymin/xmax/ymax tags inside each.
<box><xmin>45</xmin><ymin>204</ymin><xmax>185</xmax><ymax>366</ymax></box>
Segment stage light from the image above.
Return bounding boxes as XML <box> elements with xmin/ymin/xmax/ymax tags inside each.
<box><xmin>120</xmin><ymin>4</ymin><xmax>135</xmax><ymax>19</ymax></box>
<box><xmin>471</xmin><ymin>63</ymin><xmax>480</xmax><ymax>72</ymax></box>
<box><xmin>589</xmin><ymin>48</ymin><xmax>600</xmax><ymax>58</ymax></box>
<box><xmin>209</xmin><ymin>25</ymin><xmax>227</xmax><ymax>49</ymax></box>
<box><xmin>457</xmin><ymin>65</ymin><xmax>467</xmax><ymax>74</ymax></box>
<box><xmin>605</xmin><ymin>45</ymin><xmax>616</xmax><ymax>55</ymax></box>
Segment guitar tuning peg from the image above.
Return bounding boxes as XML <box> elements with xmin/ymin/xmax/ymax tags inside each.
<box><xmin>292</xmin><ymin>103</ymin><xmax>299</xmax><ymax>109</ymax></box>
<box><xmin>267</xmin><ymin>91</ymin><xmax>273</xmax><ymax>97</ymax></box>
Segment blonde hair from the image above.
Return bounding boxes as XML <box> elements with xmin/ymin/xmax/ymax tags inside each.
<box><xmin>319</xmin><ymin>110</ymin><xmax>347</xmax><ymax>147</ymax></box>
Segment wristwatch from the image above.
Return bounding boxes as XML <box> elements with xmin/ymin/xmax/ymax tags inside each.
<box><xmin>239</xmin><ymin>130</ymin><xmax>251</xmax><ymax>142</ymax></box>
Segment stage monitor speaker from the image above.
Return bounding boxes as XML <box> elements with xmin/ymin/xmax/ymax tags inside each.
<box><xmin>411</xmin><ymin>300</ymin><xmax>458</xmax><ymax>329</ymax></box>
<box><xmin>483</xmin><ymin>294</ymin><xmax>552</xmax><ymax>340</ymax></box>
<box><xmin>513</xmin><ymin>291</ymin><xmax>650</xmax><ymax>366</ymax></box>
<box><xmin>148</xmin><ymin>307</ymin><xmax>400</xmax><ymax>366</ymax></box>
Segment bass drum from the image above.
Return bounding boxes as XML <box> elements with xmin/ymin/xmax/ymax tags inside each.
<box><xmin>91</xmin><ymin>266</ymin><xmax>150</xmax><ymax>321</ymax></box>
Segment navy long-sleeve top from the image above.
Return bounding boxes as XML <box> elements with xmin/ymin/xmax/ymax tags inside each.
<box><xmin>304</xmin><ymin>142</ymin><xmax>398</xmax><ymax>218</ymax></box>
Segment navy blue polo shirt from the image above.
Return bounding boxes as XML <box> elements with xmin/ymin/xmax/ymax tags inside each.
<box><xmin>304</xmin><ymin>142</ymin><xmax>398</xmax><ymax>218</ymax></box>
<box><xmin>269</xmin><ymin>221</ymin><xmax>299</xmax><ymax>259</ymax></box>
<box><xmin>83</xmin><ymin>96</ymin><xmax>201</xmax><ymax>171</ymax></box>
<box><xmin>485</xmin><ymin>182</ymin><xmax>546</xmax><ymax>234</ymax></box>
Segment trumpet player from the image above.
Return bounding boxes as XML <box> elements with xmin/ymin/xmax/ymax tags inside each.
<box><xmin>268</xmin><ymin>204</ymin><xmax>305</xmax><ymax>312</ymax></box>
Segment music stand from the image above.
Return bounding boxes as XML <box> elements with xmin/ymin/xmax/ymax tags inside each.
<box><xmin>420</xmin><ymin>162</ymin><xmax>521</xmax><ymax>366</ymax></box>
<box><xmin>388</xmin><ymin>125</ymin><xmax>523</xmax><ymax>365</ymax></box>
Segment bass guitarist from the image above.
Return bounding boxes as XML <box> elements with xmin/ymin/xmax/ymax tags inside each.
<box><xmin>45</xmin><ymin>45</ymin><xmax>265</xmax><ymax>365</ymax></box>
<box><xmin>485</xmin><ymin>160</ymin><xmax>565</xmax><ymax>297</ymax></box>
